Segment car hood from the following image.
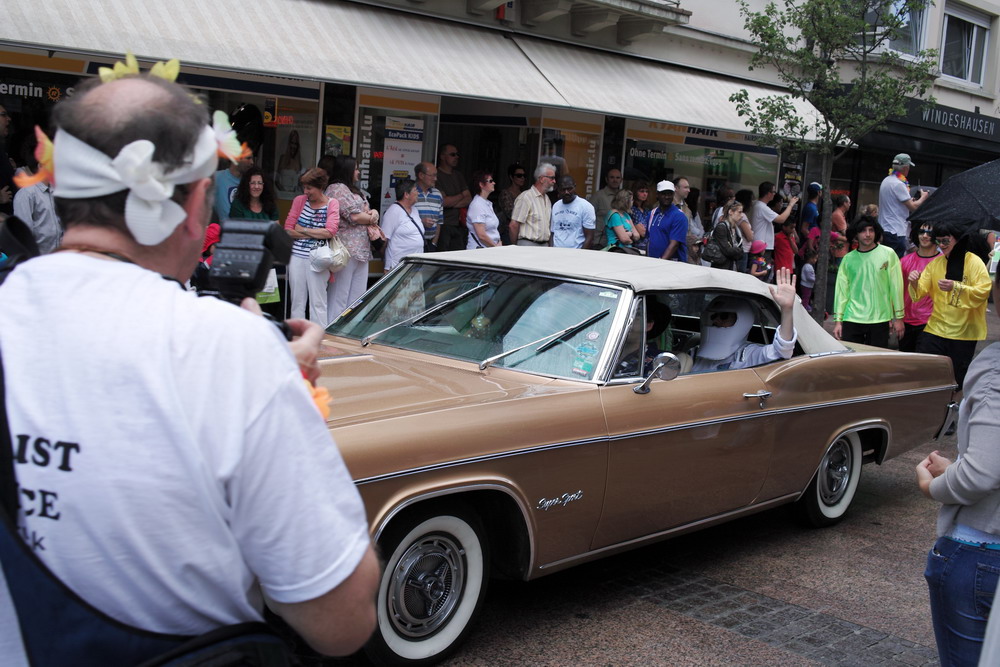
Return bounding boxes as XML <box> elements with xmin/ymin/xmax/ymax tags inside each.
<box><xmin>317</xmin><ymin>337</ymin><xmax>551</xmax><ymax>426</ymax></box>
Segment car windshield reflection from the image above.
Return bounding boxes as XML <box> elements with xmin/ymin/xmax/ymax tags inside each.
<box><xmin>328</xmin><ymin>262</ymin><xmax>624</xmax><ymax>380</ymax></box>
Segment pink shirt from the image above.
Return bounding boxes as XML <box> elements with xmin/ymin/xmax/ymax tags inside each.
<box><xmin>899</xmin><ymin>250</ymin><xmax>940</xmax><ymax>325</ymax></box>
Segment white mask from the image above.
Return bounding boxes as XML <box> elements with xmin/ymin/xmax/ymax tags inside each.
<box><xmin>698</xmin><ymin>296</ymin><xmax>755</xmax><ymax>360</ymax></box>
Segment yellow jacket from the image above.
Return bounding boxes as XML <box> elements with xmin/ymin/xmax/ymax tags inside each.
<box><xmin>908</xmin><ymin>252</ymin><xmax>991</xmax><ymax>340</ymax></box>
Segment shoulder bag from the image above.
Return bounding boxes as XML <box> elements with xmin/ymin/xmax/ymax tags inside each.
<box><xmin>309</xmin><ymin>237</ymin><xmax>349</xmax><ymax>274</ymax></box>
<box><xmin>701</xmin><ymin>235</ymin><xmax>725</xmax><ymax>264</ymax></box>
<box><xmin>397</xmin><ymin>203</ymin><xmax>435</xmax><ymax>253</ymax></box>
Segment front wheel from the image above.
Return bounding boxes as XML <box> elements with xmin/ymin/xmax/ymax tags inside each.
<box><xmin>365</xmin><ymin>504</ymin><xmax>488</xmax><ymax>666</ymax></box>
<box><xmin>794</xmin><ymin>433</ymin><xmax>862</xmax><ymax>527</ymax></box>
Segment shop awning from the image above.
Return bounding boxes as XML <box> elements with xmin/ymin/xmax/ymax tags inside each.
<box><xmin>1</xmin><ymin>0</ymin><xmax>817</xmax><ymax>135</ymax></box>
<box><xmin>511</xmin><ymin>37</ymin><xmax>820</xmax><ymax>134</ymax></box>
<box><xmin>1</xmin><ymin>0</ymin><xmax>568</xmax><ymax>108</ymax></box>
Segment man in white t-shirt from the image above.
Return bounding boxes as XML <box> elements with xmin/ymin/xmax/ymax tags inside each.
<box><xmin>878</xmin><ymin>153</ymin><xmax>930</xmax><ymax>257</ymax></box>
<box><xmin>0</xmin><ymin>72</ymin><xmax>378</xmax><ymax>663</ymax></box>
<box><xmin>751</xmin><ymin>181</ymin><xmax>799</xmax><ymax>263</ymax></box>
<box><xmin>550</xmin><ymin>175</ymin><xmax>596</xmax><ymax>248</ymax></box>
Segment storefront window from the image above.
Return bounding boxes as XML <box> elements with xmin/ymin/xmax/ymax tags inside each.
<box><xmin>0</xmin><ymin>66</ymin><xmax>83</xmax><ymax>173</ymax></box>
<box><xmin>623</xmin><ymin>121</ymin><xmax>778</xmax><ymax>219</ymax></box>
<box><xmin>539</xmin><ymin>112</ymin><xmax>602</xmax><ymax>198</ymax></box>
<box><xmin>356</xmin><ymin>90</ymin><xmax>439</xmax><ymax>215</ymax></box>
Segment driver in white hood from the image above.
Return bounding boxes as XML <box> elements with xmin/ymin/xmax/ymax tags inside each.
<box><xmin>691</xmin><ymin>267</ymin><xmax>798</xmax><ymax>373</ymax></box>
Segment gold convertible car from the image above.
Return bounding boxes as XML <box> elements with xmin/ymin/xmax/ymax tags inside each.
<box><xmin>320</xmin><ymin>247</ymin><xmax>956</xmax><ymax>665</ymax></box>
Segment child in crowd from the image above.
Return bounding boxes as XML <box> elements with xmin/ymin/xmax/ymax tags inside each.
<box><xmin>800</xmin><ymin>249</ymin><xmax>818</xmax><ymax>311</ymax></box>
<box><xmin>749</xmin><ymin>240</ymin><xmax>771</xmax><ymax>282</ymax></box>
<box><xmin>773</xmin><ymin>218</ymin><xmax>798</xmax><ymax>274</ymax></box>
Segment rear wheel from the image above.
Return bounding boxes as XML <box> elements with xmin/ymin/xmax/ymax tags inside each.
<box><xmin>794</xmin><ymin>433</ymin><xmax>862</xmax><ymax>527</ymax></box>
<box><xmin>365</xmin><ymin>504</ymin><xmax>488</xmax><ymax>666</ymax></box>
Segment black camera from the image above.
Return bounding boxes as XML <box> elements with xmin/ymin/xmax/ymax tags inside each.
<box><xmin>195</xmin><ymin>220</ymin><xmax>292</xmax><ymax>339</ymax></box>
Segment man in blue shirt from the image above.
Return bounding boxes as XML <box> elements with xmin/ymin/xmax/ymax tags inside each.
<box><xmin>647</xmin><ymin>180</ymin><xmax>688</xmax><ymax>262</ymax></box>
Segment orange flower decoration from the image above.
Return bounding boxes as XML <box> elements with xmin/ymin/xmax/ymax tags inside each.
<box><xmin>13</xmin><ymin>126</ymin><xmax>55</xmax><ymax>188</ymax></box>
<box><xmin>305</xmin><ymin>379</ymin><xmax>331</xmax><ymax>420</ymax></box>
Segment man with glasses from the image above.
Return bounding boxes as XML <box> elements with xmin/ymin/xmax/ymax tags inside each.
<box><xmin>413</xmin><ymin>161</ymin><xmax>442</xmax><ymax>251</ymax></box>
<box><xmin>898</xmin><ymin>223</ymin><xmax>940</xmax><ymax>352</ymax></box>
<box><xmin>0</xmin><ymin>103</ymin><xmax>13</xmax><ymax>215</ymax></box>
<box><xmin>549</xmin><ymin>175</ymin><xmax>595</xmax><ymax>249</ymax></box>
<box><xmin>906</xmin><ymin>221</ymin><xmax>991</xmax><ymax>388</ymax></box>
<box><xmin>588</xmin><ymin>168</ymin><xmax>622</xmax><ymax>249</ymax></box>
<box><xmin>509</xmin><ymin>163</ymin><xmax>556</xmax><ymax>246</ymax></box>
<box><xmin>879</xmin><ymin>153</ymin><xmax>930</xmax><ymax>257</ymax></box>
<box><xmin>435</xmin><ymin>144</ymin><xmax>471</xmax><ymax>252</ymax></box>
<box><xmin>832</xmin><ymin>216</ymin><xmax>904</xmax><ymax>348</ymax></box>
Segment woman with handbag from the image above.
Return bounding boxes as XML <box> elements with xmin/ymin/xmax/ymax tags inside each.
<box><xmin>382</xmin><ymin>179</ymin><xmax>425</xmax><ymax>272</ymax></box>
<box><xmin>467</xmin><ymin>170</ymin><xmax>501</xmax><ymax>249</ymax></box>
<box><xmin>326</xmin><ymin>155</ymin><xmax>381</xmax><ymax>323</ymax></box>
<box><xmin>706</xmin><ymin>201</ymin><xmax>746</xmax><ymax>271</ymax></box>
<box><xmin>284</xmin><ymin>168</ymin><xmax>339</xmax><ymax>325</ymax></box>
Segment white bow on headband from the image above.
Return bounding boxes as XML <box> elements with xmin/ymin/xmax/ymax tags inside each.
<box><xmin>53</xmin><ymin>125</ymin><xmax>219</xmax><ymax>245</ymax></box>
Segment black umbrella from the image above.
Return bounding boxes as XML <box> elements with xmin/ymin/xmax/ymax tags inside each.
<box><xmin>909</xmin><ymin>158</ymin><xmax>1000</xmax><ymax>233</ymax></box>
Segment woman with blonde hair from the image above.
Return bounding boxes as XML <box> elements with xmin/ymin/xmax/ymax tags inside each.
<box><xmin>605</xmin><ymin>189</ymin><xmax>640</xmax><ymax>249</ymax></box>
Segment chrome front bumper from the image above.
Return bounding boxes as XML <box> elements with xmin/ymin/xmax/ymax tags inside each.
<box><xmin>934</xmin><ymin>401</ymin><xmax>959</xmax><ymax>439</ymax></box>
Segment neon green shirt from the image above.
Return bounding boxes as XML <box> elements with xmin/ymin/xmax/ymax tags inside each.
<box><xmin>908</xmin><ymin>252</ymin><xmax>991</xmax><ymax>341</ymax></box>
<box><xmin>833</xmin><ymin>244</ymin><xmax>904</xmax><ymax>323</ymax></box>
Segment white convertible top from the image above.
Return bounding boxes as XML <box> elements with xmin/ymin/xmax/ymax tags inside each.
<box><xmin>409</xmin><ymin>246</ymin><xmax>847</xmax><ymax>354</ymax></box>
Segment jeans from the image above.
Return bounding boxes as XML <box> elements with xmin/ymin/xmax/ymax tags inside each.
<box><xmin>883</xmin><ymin>231</ymin><xmax>907</xmax><ymax>258</ymax></box>
<box><xmin>925</xmin><ymin>536</ymin><xmax>1000</xmax><ymax>666</ymax></box>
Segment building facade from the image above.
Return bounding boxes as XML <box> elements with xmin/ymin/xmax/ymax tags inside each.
<box><xmin>1</xmin><ymin>0</ymin><xmax>998</xmax><ymax>224</ymax></box>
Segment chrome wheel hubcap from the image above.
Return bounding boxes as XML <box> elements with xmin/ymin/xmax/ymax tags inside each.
<box><xmin>389</xmin><ymin>534</ymin><xmax>465</xmax><ymax>638</ymax></box>
<box><xmin>819</xmin><ymin>439</ymin><xmax>852</xmax><ymax>506</ymax></box>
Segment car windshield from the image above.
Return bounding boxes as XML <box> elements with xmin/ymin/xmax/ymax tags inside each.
<box><xmin>328</xmin><ymin>262</ymin><xmax>625</xmax><ymax>380</ymax></box>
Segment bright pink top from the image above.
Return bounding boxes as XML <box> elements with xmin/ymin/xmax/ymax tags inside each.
<box><xmin>900</xmin><ymin>250</ymin><xmax>940</xmax><ymax>325</ymax></box>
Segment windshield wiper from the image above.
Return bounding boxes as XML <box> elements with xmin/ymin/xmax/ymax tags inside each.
<box><xmin>361</xmin><ymin>283</ymin><xmax>490</xmax><ymax>347</ymax></box>
<box><xmin>478</xmin><ymin>309</ymin><xmax>611</xmax><ymax>371</ymax></box>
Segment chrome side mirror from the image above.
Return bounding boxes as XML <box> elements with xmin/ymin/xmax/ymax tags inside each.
<box><xmin>633</xmin><ymin>352</ymin><xmax>681</xmax><ymax>394</ymax></box>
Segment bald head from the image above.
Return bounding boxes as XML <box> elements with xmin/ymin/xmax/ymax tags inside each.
<box><xmin>54</xmin><ymin>76</ymin><xmax>207</xmax><ymax>172</ymax></box>
<box><xmin>52</xmin><ymin>75</ymin><xmax>209</xmax><ymax>232</ymax></box>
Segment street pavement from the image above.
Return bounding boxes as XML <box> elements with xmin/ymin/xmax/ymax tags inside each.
<box><xmin>442</xmin><ymin>441</ymin><xmax>948</xmax><ymax>666</ymax></box>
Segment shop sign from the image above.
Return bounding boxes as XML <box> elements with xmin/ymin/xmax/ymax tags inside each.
<box><xmin>358</xmin><ymin>113</ymin><xmax>374</xmax><ymax>192</ymax></box>
<box><xmin>379</xmin><ymin>117</ymin><xmax>424</xmax><ymax>215</ymax></box>
<box><xmin>900</xmin><ymin>99</ymin><xmax>999</xmax><ymax>143</ymax></box>
<box><xmin>0</xmin><ymin>78</ymin><xmax>72</xmax><ymax>103</ymax></box>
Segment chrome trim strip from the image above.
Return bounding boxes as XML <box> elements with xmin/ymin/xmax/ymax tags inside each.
<box><xmin>354</xmin><ymin>435</ymin><xmax>610</xmax><ymax>485</ymax></box>
<box><xmin>354</xmin><ymin>384</ymin><xmax>953</xmax><ymax>485</ymax></box>
<box><xmin>537</xmin><ymin>492</ymin><xmax>800</xmax><ymax>571</ymax></box>
<box><xmin>370</xmin><ymin>483</ymin><xmax>536</xmax><ymax>571</ymax></box>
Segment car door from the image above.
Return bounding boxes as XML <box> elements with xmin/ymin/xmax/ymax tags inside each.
<box><xmin>590</xmin><ymin>292</ymin><xmax>778</xmax><ymax>550</ymax></box>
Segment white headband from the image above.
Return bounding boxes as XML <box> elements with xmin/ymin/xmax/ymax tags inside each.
<box><xmin>52</xmin><ymin>125</ymin><xmax>218</xmax><ymax>245</ymax></box>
